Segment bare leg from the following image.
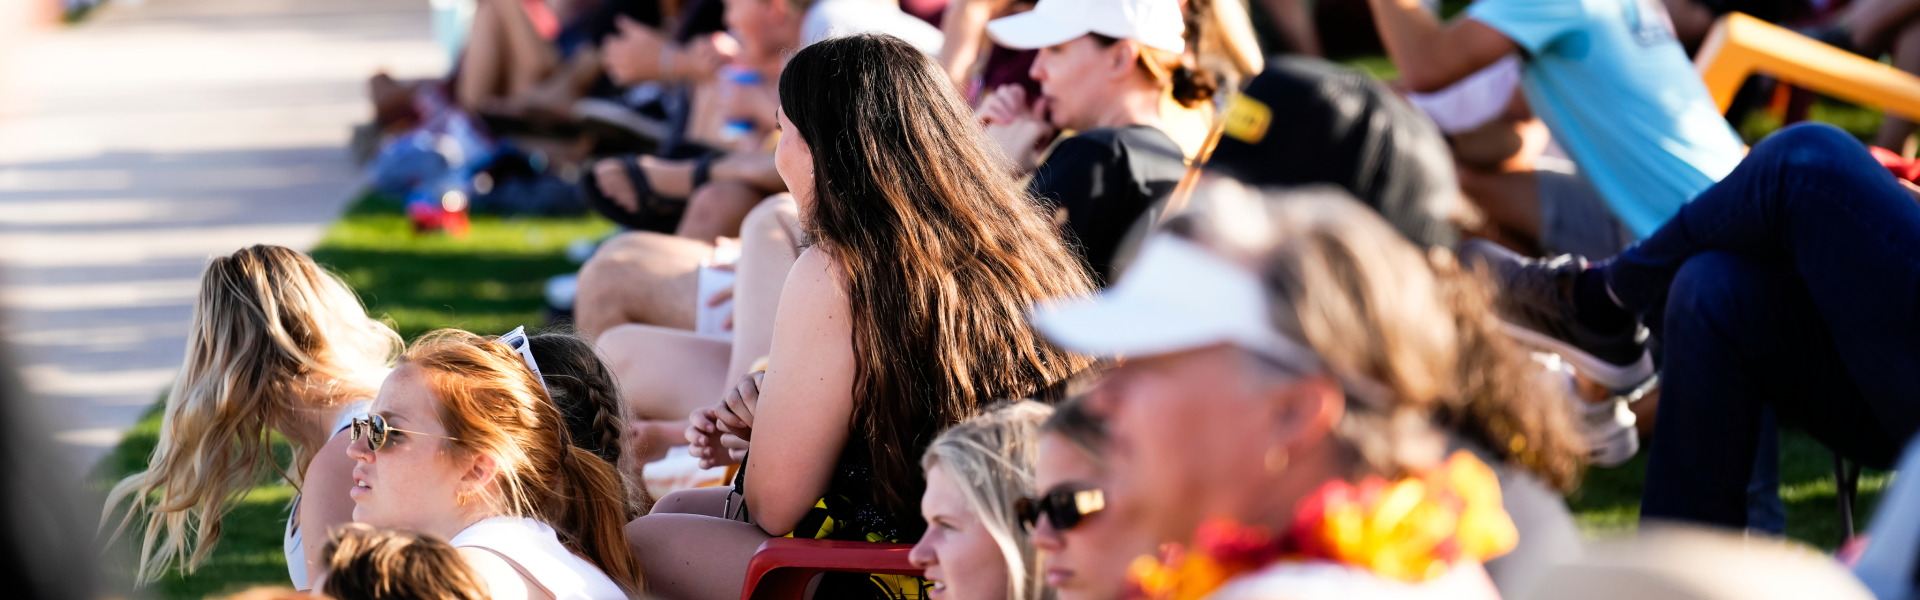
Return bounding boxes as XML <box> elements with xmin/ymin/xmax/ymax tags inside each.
<box><xmin>677</xmin><ymin>180</ymin><xmax>767</xmax><ymax>241</ymax></box>
<box><xmin>1876</xmin><ymin>21</ymin><xmax>1920</xmax><ymax>150</ymax></box>
<box><xmin>492</xmin><ymin>0</ymin><xmax>561</xmax><ymax>98</ymax></box>
<box><xmin>457</xmin><ymin>0</ymin><xmax>561</xmax><ymax>112</ymax></box>
<box><xmin>1451</xmin><ymin>100</ymin><xmax>1550</xmax><ymax>254</ymax></box>
<box><xmin>575</xmin><ymin>232</ymin><xmax>711</xmax><ymax>339</ymax></box>
<box><xmin>1457</xmin><ymin>167</ymin><xmax>1546</xmax><ymax>255</ymax></box>
<box><xmin>651</xmin><ymin>486</ymin><xmax>735</xmax><ymax>517</ymax></box>
<box><xmin>600</xmin><ymin>323</ymin><xmax>732</xmax><ymax>423</ymax></box>
<box><xmin>458</xmin><ymin>0</ymin><xmax>509</xmax><ymax>110</ymax></box>
<box><xmin>723</xmin><ymin>196</ymin><xmax>802</xmax><ymax>385</ymax></box>
<box><xmin>499</xmin><ymin>49</ymin><xmax>607</xmax><ymax>118</ymax></box>
<box><xmin>630</xmin><ymin>488</ymin><xmax>768</xmax><ymax>600</ymax></box>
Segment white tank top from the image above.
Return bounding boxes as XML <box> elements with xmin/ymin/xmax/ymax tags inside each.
<box><xmin>449</xmin><ymin>516</ymin><xmax>629</xmax><ymax>600</ymax></box>
<box><xmin>284</xmin><ymin>399</ymin><xmax>372</xmax><ymax>590</ymax></box>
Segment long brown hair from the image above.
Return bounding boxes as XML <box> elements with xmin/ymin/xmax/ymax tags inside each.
<box><xmin>778</xmin><ymin>34</ymin><xmax>1096</xmax><ymax>521</ymax></box>
<box><xmin>105</xmin><ymin>245</ymin><xmax>402</xmax><ymax>582</ymax></box>
<box><xmin>402</xmin><ymin>330</ymin><xmax>642</xmax><ymax>591</ymax></box>
<box><xmin>1172</xmin><ymin>182</ymin><xmax>1586</xmax><ymax>489</ymax></box>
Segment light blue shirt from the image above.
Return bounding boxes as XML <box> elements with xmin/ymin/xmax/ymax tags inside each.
<box><xmin>1469</xmin><ymin>0</ymin><xmax>1744</xmax><ymax>237</ymax></box>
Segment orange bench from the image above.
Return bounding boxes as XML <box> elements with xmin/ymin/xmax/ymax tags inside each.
<box><xmin>1696</xmin><ymin>12</ymin><xmax>1920</xmax><ymax>121</ymax></box>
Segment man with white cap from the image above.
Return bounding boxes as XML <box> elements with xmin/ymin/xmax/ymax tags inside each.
<box><xmin>1027</xmin><ymin>186</ymin><xmax>1583</xmax><ymax>598</ymax></box>
<box><xmin>973</xmin><ymin>0</ymin><xmax>1199</xmax><ymax>286</ymax></box>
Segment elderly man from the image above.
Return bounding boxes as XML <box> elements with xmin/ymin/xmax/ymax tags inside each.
<box><xmin>1028</xmin><ymin>185</ymin><xmax>1584</xmax><ymax>597</ymax></box>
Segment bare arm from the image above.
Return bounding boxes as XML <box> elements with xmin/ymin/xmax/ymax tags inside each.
<box><xmin>300</xmin><ymin>431</ymin><xmax>361</xmax><ymax>589</ymax></box>
<box><xmin>1366</xmin><ymin>0</ymin><xmax>1518</xmax><ymax>93</ymax></box>
<box><xmin>742</xmin><ymin>248</ymin><xmax>857</xmax><ymax>536</ymax></box>
<box><xmin>938</xmin><ymin>0</ymin><xmax>1011</xmax><ymax>90</ymax></box>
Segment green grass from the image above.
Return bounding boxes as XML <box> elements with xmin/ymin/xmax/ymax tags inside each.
<box><xmin>94</xmin><ymin>402</ymin><xmax>304</xmax><ymax>600</ymax></box>
<box><xmin>1736</xmin><ymin>95</ymin><xmax>1888</xmax><ymax>145</ymax></box>
<box><xmin>314</xmin><ymin>195</ymin><xmax>615</xmax><ymax>340</ymax></box>
<box><xmin>1569</xmin><ymin>429</ymin><xmax>1892</xmax><ymax>548</ymax></box>
<box><xmin>96</xmin><ymin>196</ymin><xmax>611</xmax><ymax>598</ymax></box>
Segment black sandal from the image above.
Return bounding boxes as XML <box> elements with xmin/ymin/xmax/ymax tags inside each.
<box><xmin>578</xmin><ymin>153</ymin><xmax>713</xmax><ymax>233</ymax></box>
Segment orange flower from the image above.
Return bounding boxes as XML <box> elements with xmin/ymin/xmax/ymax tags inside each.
<box><xmin>1125</xmin><ymin>452</ymin><xmax>1518</xmax><ymax>599</ymax></box>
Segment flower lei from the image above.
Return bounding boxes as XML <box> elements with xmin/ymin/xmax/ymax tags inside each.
<box><xmin>1126</xmin><ymin>451</ymin><xmax>1519</xmax><ymax>600</ymax></box>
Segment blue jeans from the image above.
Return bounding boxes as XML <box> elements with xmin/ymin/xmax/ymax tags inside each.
<box><xmin>1602</xmin><ymin>123</ymin><xmax>1920</xmax><ymax>529</ymax></box>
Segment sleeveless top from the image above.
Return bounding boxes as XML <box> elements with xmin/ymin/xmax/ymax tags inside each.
<box><xmin>735</xmin><ymin>441</ymin><xmax>931</xmax><ymax>600</ymax></box>
<box><xmin>448</xmin><ymin>516</ymin><xmax>628</xmax><ymax>600</ymax></box>
<box><xmin>285</xmin><ymin>399</ymin><xmax>372</xmax><ymax>590</ymax></box>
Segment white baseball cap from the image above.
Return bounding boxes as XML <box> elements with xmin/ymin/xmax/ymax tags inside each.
<box><xmin>986</xmin><ymin>0</ymin><xmax>1187</xmax><ymax>54</ymax></box>
<box><xmin>1029</xmin><ymin>233</ymin><xmax>1318</xmax><ymax>369</ymax></box>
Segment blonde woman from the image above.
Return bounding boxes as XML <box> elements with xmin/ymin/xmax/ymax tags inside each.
<box><xmin>910</xmin><ymin>400</ymin><xmax>1054</xmax><ymax>600</ymax></box>
<box><xmin>346</xmin><ymin>329</ymin><xmax>638</xmax><ymax>599</ymax></box>
<box><xmin>104</xmin><ymin>245</ymin><xmax>403</xmax><ymax>589</ymax></box>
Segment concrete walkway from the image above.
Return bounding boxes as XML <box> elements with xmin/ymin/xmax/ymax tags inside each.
<box><xmin>0</xmin><ymin>0</ymin><xmax>446</xmax><ymax>469</ymax></box>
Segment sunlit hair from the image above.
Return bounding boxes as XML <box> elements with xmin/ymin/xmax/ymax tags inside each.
<box><xmin>1168</xmin><ymin>180</ymin><xmax>1587</xmax><ymax>489</ymax></box>
<box><xmin>526</xmin><ymin>328</ymin><xmax>651</xmax><ymax>516</ymax></box>
<box><xmin>105</xmin><ymin>245</ymin><xmax>402</xmax><ymax>582</ymax></box>
<box><xmin>401</xmin><ymin>329</ymin><xmax>642</xmax><ymax>591</ymax></box>
<box><xmin>778</xmin><ymin>34</ymin><xmax>1096</xmax><ymax>521</ymax></box>
<box><xmin>1184</xmin><ymin>0</ymin><xmax>1264</xmax><ymax>88</ymax></box>
<box><xmin>1089</xmin><ymin>34</ymin><xmax>1218</xmax><ymax>108</ymax></box>
<box><xmin>921</xmin><ymin>401</ymin><xmax>1055</xmax><ymax>600</ymax></box>
<box><xmin>320</xmin><ymin>523</ymin><xmax>486</xmax><ymax>600</ymax></box>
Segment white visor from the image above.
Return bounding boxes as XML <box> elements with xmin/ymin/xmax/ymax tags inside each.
<box><xmin>986</xmin><ymin>0</ymin><xmax>1187</xmax><ymax>54</ymax></box>
<box><xmin>1030</xmin><ymin>234</ymin><xmax>1318</xmax><ymax>370</ymax></box>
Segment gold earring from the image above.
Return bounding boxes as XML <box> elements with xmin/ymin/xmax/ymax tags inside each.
<box><xmin>457</xmin><ymin>490</ymin><xmax>470</xmax><ymax>507</ymax></box>
<box><xmin>1264</xmin><ymin>446</ymin><xmax>1289</xmax><ymax>474</ymax></box>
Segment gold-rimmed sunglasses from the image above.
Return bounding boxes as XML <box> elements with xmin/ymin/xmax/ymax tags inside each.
<box><xmin>350</xmin><ymin>413</ymin><xmax>458</xmax><ymax>452</ymax></box>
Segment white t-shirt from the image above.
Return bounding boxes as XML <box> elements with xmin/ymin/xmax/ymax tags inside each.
<box><xmin>1405</xmin><ymin>55</ymin><xmax>1521</xmax><ymax>135</ymax></box>
<box><xmin>801</xmin><ymin>0</ymin><xmax>944</xmax><ymax>55</ymax></box>
<box><xmin>450</xmin><ymin>516</ymin><xmax>628</xmax><ymax>600</ymax></box>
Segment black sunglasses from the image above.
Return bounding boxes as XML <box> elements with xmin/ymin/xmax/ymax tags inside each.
<box><xmin>1016</xmin><ymin>485</ymin><xmax>1105</xmax><ymax>531</ymax></box>
<box><xmin>350</xmin><ymin>413</ymin><xmax>458</xmax><ymax>453</ymax></box>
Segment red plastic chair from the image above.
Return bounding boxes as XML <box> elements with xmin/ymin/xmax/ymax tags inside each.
<box><xmin>738</xmin><ymin>538</ymin><xmax>923</xmax><ymax>600</ymax></box>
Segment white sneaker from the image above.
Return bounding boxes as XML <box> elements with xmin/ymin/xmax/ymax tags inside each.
<box><xmin>1535</xmin><ymin>352</ymin><xmax>1641</xmax><ymax>467</ymax></box>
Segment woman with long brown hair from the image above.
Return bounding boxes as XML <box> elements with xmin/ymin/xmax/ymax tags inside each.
<box><xmin>346</xmin><ymin>329</ymin><xmax>639</xmax><ymax>599</ymax></box>
<box><xmin>103</xmin><ymin>245</ymin><xmax>403</xmax><ymax>589</ymax></box>
<box><xmin>624</xmin><ymin>32</ymin><xmax>1094</xmax><ymax>600</ymax></box>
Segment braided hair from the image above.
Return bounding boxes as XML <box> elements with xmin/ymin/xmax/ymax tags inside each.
<box><xmin>527</xmin><ymin>328</ymin><xmax>653</xmax><ymax>515</ymax></box>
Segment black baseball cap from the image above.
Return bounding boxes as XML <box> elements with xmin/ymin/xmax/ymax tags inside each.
<box><xmin>1205</xmin><ymin>56</ymin><xmax>1463</xmax><ymax>249</ymax></box>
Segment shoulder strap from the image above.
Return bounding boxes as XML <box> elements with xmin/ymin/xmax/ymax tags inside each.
<box><xmin>464</xmin><ymin>545</ymin><xmax>559</xmax><ymax>600</ymax></box>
